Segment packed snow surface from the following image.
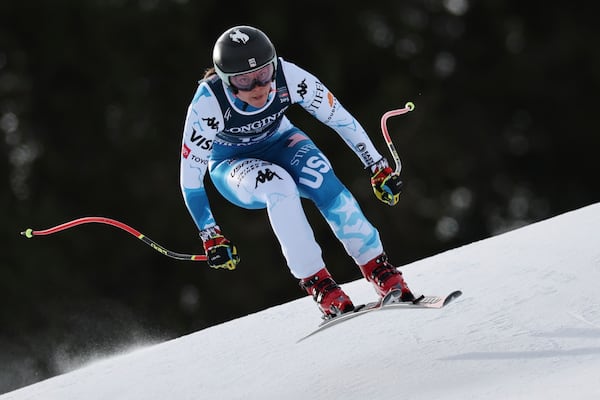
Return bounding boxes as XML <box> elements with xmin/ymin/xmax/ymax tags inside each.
<box><xmin>3</xmin><ymin>203</ymin><xmax>600</xmax><ymax>399</ymax></box>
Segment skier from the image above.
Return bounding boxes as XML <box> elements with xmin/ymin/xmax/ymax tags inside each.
<box><xmin>180</xmin><ymin>25</ymin><xmax>415</xmax><ymax>319</ymax></box>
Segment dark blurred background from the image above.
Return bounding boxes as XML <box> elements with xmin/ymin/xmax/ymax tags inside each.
<box><xmin>1</xmin><ymin>0</ymin><xmax>598</xmax><ymax>393</ymax></box>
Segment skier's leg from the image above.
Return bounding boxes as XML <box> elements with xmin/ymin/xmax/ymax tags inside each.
<box><xmin>271</xmin><ymin>130</ymin><xmax>414</xmax><ymax>299</ymax></box>
<box><xmin>270</xmin><ymin>130</ymin><xmax>383</xmax><ymax>264</ymax></box>
<box><xmin>210</xmin><ymin>157</ymin><xmax>353</xmax><ymax>316</ymax></box>
<box><xmin>318</xmin><ymin>188</ymin><xmax>384</xmax><ymax>265</ymax></box>
<box><xmin>317</xmin><ymin>188</ymin><xmax>414</xmax><ymax>299</ymax></box>
<box><xmin>210</xmin><ymin>157</ymin><xmax>323</xmax><ymax>278</ymax></box>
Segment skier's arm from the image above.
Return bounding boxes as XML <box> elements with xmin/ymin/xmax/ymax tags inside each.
<box><xmin>282</xmin><ymin>60</ymin><xmax>402</xmax><ymax>205</ymax></box>
<box><xmin>180</xmin><ymin>83</ymin><xmax>241</xmax><ymax>267</ymax></box>
<box><xmin>179</xmin><ymin>83</ymin><xmax>222</xmax><ymax>231</ymax></box>
<box><xmin>282</xmin><ymin>59</ymin><xmax>384</xmax><ymax>169</ymax></box>
<box><xmin>181</xmin><ymin>160</ymin><xmax>240</xmax><ymax>269</ymax></box>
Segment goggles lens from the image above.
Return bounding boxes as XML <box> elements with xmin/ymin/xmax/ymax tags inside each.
<box><xmin>229</xmin><ymin>63</ymin><xmax>274</xmax><ymax>91</ymax></box>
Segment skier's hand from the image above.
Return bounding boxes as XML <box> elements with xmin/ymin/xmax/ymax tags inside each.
<box><xmin>370</xmin><ymin>158</ymin><xmax>403</xmax><ymax>206</ymax></box>
<box><xmin>200</xmin><ymin>226</ymin><xmax>240</xmax><ymax>270</ymax></box>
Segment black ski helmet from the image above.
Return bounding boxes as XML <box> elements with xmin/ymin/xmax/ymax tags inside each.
<box><xmin>212</xmin><ymin>26</ymin><xmax>277</xmax><ymax>87</ymax></box>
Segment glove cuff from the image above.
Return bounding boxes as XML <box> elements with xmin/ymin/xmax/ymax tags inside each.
<box><xmin>369</xmin><ymin>157</ymin><xmax>390</xmax><ymax>174</ymax></box>
<box><xmin>199</xmin><ymin>225</ymin><xmax>222</xmax><ymax>242</ymax></box>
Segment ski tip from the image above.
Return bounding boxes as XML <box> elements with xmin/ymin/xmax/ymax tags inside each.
<box><xmin>443</xmin><ymin>290</ymin><xmax>463</xmax><ymax>306</ymax></box>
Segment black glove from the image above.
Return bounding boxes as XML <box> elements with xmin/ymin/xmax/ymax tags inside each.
<box><xmin>370</xmin><ymin>158</ymin><xmax>403</xmax><ymax>206</ymax></box>
<box><xmin>200</xmin><ymin>226</ymin><xmax>240</xmax><ymax>270</ymax></box>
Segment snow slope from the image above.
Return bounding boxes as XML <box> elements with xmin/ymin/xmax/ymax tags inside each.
<box><xmin>2</xmin><ymin>203</ymin><xmax>600</xmax><ymax>400</ymax></box>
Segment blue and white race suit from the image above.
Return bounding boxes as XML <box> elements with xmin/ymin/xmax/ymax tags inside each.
<box><xmin>180</xmin><ymin>58</ymin><xmax>385</xmax><ymax>278</ymax></box>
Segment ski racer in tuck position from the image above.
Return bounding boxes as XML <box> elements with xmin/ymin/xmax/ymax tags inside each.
<box><xmin>179</xmin><ymin>25</ymin><xmax>415</xmax><ymax>319</ymax></box>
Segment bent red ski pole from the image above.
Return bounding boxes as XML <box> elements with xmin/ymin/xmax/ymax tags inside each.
<box><xmin>21</xmin><ymin>217</ymin><xmax>207</xmax><ymax>261</ymax></box>
<box><xmin>380</xmin><ymin>101</ymin><xmax>415</xmax><ymax>174</ymax></box>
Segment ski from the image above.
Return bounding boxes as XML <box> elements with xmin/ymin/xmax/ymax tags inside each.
<box><xmin>297</xmin><ymin>290</ymin><xmax>462</xmax><ymax>342</ymax></box>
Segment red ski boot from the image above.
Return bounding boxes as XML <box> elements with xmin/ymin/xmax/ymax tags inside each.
<box><xmin>300</xmin><ymin>268</ymin><xmax>355</xmax><ymax>319</ymax></box>
<box><xmin>359</xmin><ymin>253</ymin><xmax>415</xmax><ymax>301</ymax></box>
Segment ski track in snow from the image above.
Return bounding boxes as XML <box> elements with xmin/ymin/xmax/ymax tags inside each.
<box><xmin>2</xmin><ymin>203</ymin><xmax>600</xmax><ymax>400</ymax></box>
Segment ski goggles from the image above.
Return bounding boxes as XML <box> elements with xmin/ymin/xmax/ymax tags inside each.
<box><xmin>229</xmin><ymin>63</ymin><xmax>275</xmax><ymax>91</ymax></box>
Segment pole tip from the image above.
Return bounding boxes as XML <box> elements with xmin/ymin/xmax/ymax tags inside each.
<box><xmin>21</xmin><ymin>228</ymin><xmax>34</xmax><ymax>238</ymax></box>
<box><xmin>405</xmin><ymin>101</ymin><xmax>415</xmax><ymax>111</ymax></box>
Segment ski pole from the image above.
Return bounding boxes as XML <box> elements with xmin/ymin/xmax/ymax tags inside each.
<box><xmin>380</xmin><ymin>102</ymin><xmax>415</xmax><ymax>174</ymax></box>
<box><xmin>21</xmin><ymin>217</ymin><xmax>207</xmax><ymax>261</ymax></box>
